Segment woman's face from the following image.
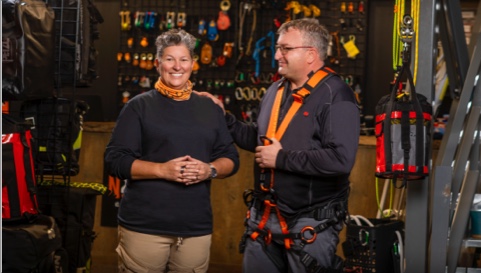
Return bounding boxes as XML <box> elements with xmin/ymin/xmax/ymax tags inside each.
<box><xmin>157</xmin><ymin>45</ymin><xmax>193</xmax><ymax>89</ymax></box>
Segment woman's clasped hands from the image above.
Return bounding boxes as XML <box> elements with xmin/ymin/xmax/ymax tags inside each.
<box><xmin>166</xmin><ymin>155</ymin><xmax>210</xmax><ymax>185</ymax></box>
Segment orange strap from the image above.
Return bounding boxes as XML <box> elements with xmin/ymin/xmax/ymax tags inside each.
<box><xmin>251</xmin><ymin>68</ymin><xmax>334</xmax><ymax>249</ymax></box>
<box><xmin>250</xmin><ymin>200</ymin><xmax>275</xmax><ymax>241</ymax></box>
<box><xmin>275</xmin><ymin>204</ymin><xmax>292</xmax><ymax>249</ymax></box>
<box><xmin>265</xmin><ymin>68</ymin><xmax>332</xmax><ymax>143</ymax></box>
<box><xmin>264</xmin><ymin>88</ymin><xmax>283</xmax><ymax>145</ymax></box>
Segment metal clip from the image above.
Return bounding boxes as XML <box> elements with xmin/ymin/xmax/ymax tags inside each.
<box><xmin>166</xmin><ymin>12</ymin><xmax>175</xmax><ymax>29</ymax></box>
<box><xmin>177</xmin><ymin>12</ymin><xmax>186</xmax><ymax>28</ymax></box>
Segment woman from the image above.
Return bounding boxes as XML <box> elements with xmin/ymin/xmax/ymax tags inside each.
<box><xmin>104</xmin><ymin>29</ymin><xmax>239</xmax><ymax>273</ymax></box>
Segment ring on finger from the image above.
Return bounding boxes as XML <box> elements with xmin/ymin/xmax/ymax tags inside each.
<box><xmin>180</xmin><ymin>166</ymin><xmax>185</xmax><ymax>174</ymax></box>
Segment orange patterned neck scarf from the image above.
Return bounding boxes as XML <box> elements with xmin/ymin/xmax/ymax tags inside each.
<box><xmin>155</xmin><ymin>78</ymin><xmax>193</xmax><ymax>101</ymax></box>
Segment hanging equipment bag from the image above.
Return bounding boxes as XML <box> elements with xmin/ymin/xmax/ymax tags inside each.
<box><xmin>2</xmin><ymin>114</ymin><xmax>40</xmax><ymax>223</ymax></box>
<box><xmin>2</xmin><ymin>0</ymin><xmax>56</xmax><ymax>100</ymax></box>
<box><xmin>374</xmin><ymin>62</ymin><xmax>433</xmax><ymax>187</ymax></box>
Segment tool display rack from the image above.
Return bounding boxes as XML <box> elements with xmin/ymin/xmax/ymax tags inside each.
<box><xmin>34</xmin><ymin>0</ymin><xmax>100</xmax><ymax>272</ymax></box>
<box><xmin>117</xmin><ymin>0</ymin><xmax>369</xmax><ymax>122</ymax></box>
<box><xmin>39</xmin><ymin>0</ymin><xmax>79</xmax><ymax>191</ymax></box>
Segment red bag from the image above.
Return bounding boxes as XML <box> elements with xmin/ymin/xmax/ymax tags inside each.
<box><xmin>2</xmin><ymin>114</ymin><xmax>39</xmax><ymax>222</ymax></box>
<box><xmin>375</xmin><ymin>64</ymin><xmax>432</xmax><ymax>186</ymax></box>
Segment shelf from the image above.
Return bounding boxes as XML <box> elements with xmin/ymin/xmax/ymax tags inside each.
<box><xmin>455</xmin><ymin>267</ymin><xmax>481</xmax><ymax>273</ymax></box>
<box><xmin>464</xmin><ymin>238</ymin><xmax>481</xmax><ymax>248</ymax></box>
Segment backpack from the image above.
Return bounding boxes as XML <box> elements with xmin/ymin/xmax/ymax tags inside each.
<box><xmin>48</xmin><ymin>0</ymin><xmax>104</xmax><ymax>87</ymax></box>
<box><xmin>2</xmin><ymin>114</ymin><xmax>40</xmax><ymax>223</ymax></box>
<box><xmin>2</xmin><ymin>214</ymin><xmax>66</xmax><ymax>273</ymax></box>
<box><xmin>375</xmin><ymin>63</ymin><xmax>433</xmax><ymax>187</ymax></box>
<box><xmin>20</xmin><ymin>98</ymin><xmax>90</xmax><ymax>177</ymax></box>
<box><xmin>2</xmin><ymin>0</ymin><xmax>56</xmax><ymax>100</ymax></box>
<box><xmin>38</xmin><ymin>184</ymin><xmax>105</xmax><ymax>273</ymax></box>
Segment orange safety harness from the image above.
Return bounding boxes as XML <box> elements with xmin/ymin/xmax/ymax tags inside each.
<box><xmin>249</xmin><ymin>67</ymin><xmax>335</xmax><ymax>250</ymax></box>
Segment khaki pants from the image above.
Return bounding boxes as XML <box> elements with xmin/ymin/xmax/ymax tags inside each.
<box><xmin>116</xmin><ymin>225</ymin><xmax>211</xmax><ymax>273</ymax></box>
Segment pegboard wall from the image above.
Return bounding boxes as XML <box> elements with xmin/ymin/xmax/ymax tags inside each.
<box><xmin>117</xmin><ymin>0</ymin><xmax>368</xmax><ymax>122</ymax></box>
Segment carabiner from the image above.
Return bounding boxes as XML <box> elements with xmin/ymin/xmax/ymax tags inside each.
<box><xmin>259</xmin><ymin>135</ymin><xmax>273</xmax><ymax>145</ymax></box>
<box><xmin>243</xmin><ymin>189</ymin><xmax>254</xmax><ymax>206</ymax></box>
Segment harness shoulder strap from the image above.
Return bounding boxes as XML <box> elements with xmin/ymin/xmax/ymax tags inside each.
<box><xmin>276</xmin><ymin>67</ymin><xmax>335</xmax><ymax>139</ymax></box>
<box><xmin>306</xmin><ymin>67</ymin><xmax>335</xmax><ymax>89</ymax></box>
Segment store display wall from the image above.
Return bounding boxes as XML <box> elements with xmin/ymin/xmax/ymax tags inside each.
<box><xmin>83</xmin><ymin>0</ymin><xmax>374</xmax><ymax>123</ymax></box>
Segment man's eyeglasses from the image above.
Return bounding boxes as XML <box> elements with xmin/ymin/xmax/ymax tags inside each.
<box><xmin>275</xmin><ymin>45</ymin><xmax>314</xmax><ymax>55</ymax></box>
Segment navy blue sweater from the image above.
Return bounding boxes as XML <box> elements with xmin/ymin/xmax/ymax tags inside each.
<box><xmin>105</xmin><ymin>90</ymin><xmax>239</xmax><ymax>236</ymax></box>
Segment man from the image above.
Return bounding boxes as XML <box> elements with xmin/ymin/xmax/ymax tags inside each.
<box><xmin>200</xmin><ymin>18</ymin><xmax>360</xmax><ymax>273</ymax></box>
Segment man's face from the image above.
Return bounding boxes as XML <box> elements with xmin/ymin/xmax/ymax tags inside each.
<box><xmin>274</xmin><ymin>29</ymin><xmax>312</xmax><ymax>79</ymax></box>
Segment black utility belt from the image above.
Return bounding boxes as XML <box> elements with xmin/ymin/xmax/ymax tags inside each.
<box><xmin>251</xmin><ymin>197</ymin><xmax>346</xmax><ymax>222</ymax></box>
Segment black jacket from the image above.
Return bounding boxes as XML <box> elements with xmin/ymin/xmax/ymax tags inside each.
<box><xmin>226</xmin><ymin>70</ymin><xmax>360</xmax><ymax>215</ymax></box>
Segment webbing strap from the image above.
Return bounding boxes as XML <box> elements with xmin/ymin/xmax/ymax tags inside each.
<box><xmin>274</xmin><ymin>202</ymin><xmax>292</xmax><ymax>249</ymax></box>
<box><xmin>274</xmin><ymin>89</ymin><xmax>303</xmax><ymax>140</ymax></box>
<box><xmin>384</xmin><ymin>58</ymin><xmax>425</xmax><ymax>188</ymax></box>
<box><xmin>251</xmin><ymin>200</ymin><xmax>274</xmax><ymax>241</ymax></box>
<box><xmin>265</xmin><ymin>88</ymin><xmax>283</xmax><ymax>145</ymax></box>
<box><xmin>266</xmin><ymin>67</ymin><xmax>332</xmax><ymax>143</ymax></box>
<box><xmin>306</xmin><ymin>68</ymin><xmax>331</xmax><ymax>87</ymax></box>
<box><xmin>250</xmin><ymin>199</ymin><xmax>293</xmax><ymax>248</ymax></box>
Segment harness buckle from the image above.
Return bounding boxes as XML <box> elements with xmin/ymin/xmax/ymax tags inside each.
<box><xmin>264</xmin><ymin>229</ymin><xmax>272</xmax><ymax>245</ymax></box>
<box><xmin>313</xmin><ymin>208</ymin><xmax>334</xmax><ymax>220</ymax></box>
<box><xmin>300</xmin><ymin>251</ymin><xmax>319</xmax><ymax>272</ymax></box>
<box><xmin>292</xmin><ymin>88</ymin><xmax>310</xmax><ymax>103</ymax></box>
<box><xmin>292</xmin><ymin>93</ymin><xmax>303</xmax><ymax>103</ymax></box>
<box><xmin>260</xmin><ymin>182</ymin><xmax>269</xmax><ymax>192</ymax></box>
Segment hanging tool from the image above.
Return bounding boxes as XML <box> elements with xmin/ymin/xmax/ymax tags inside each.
<box><xmin>119</xmin><ymin>11</ymin><xmax>131</xmax><ymax>31</ymax></box>
<box><xmin>341</xmin><ymin>35</ymin><xmax>360</xmax><ymax>59</ymax></box>
<box><xmin>166</xmin><ymin>12</ymin><xmax>175</xmax><ymax>29</ymax></box>
<box><xmin>134</xmin><ymin>11</ymin><xmax>145</xmax><ymax>28</ymax></box>
<box><xmin>238</xmin><ymin>2</ymin><xmax>257</xmax><ymax>62</ymax></box>
<box><xmin>217</xmin><ymin>0</ymin><xmax>231</xmax><ymax>30</ymax></box>
<box><xmin>144</xmin><ymin>12</ymin><xmax>156</xmax><ymax>30</ymax></box>
<box><xmin>253</xmin><ymin>36</ymin><xmax>266</xmax><ymax>77</ymax></box>
<box><xmin>177</xmin><ymin>12</ymin><xmax>186</xmax><ymax>28</ymax></box>
<box><xmin>267</xmin><ymin>31</ymin><xmax>275</xmax><ymax>68</ymax></box>
<box><xmin>198</xmin><ymin>19</ymin><xmax>206</xmax><ymax>35</ymax></box>
<box><xmin>207</xmin><ymin>20</ymin><xmax>219</xmax><ymax>41</ymax></box>
<box><xmin>252</xmin><ymin>31</ymin><xmax>275</xmax><ymax>77</ymax></box>
<box><xmin>400</xmin><ymin>15</ymin><xmax>414</xmax><ymax>64</ymax></box>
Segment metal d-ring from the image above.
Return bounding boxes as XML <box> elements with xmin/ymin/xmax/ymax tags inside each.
<box><xmin>301</xmin><ymin>226</ymin><xmax>317</xmax><ymax>243</ymax></box>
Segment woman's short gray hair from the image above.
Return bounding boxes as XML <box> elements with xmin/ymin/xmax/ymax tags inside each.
<box><xmin>155</xmin><ymin>29</ymin><xmax>196</xmax><ymax>59</ymax></box>
<box><xmin>277</xmin><ymin>18</ymin><xmax>330</xmax><ymax>60</ymax></box>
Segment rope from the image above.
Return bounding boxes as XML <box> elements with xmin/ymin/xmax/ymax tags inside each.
<box><xmin>245</xmin><ymin>7</ymin><xmax>257</xmax><ymax>56</ymax></box>
<box><xmin>393</xmin><ymin>0</ymin><xmax>420</xmax><ymax>82</ymax></box>
<box><xmin>392</xmin><ymin>0</ymin><xmax>403</xmax><ymax>71</ymax></box>
<box><xmin>39</xmin><ymin>180</ymin><xmax>107</xmax><ymax>195</ymax></box>
<box><xmin>412</xmin><ymin>0</ymin><xmax>420</xmax><ymax>84</ymax></box>
<box><xmin>375</xmin><ymin>177</ymin><xmax>394</xmax><ymax>218</ymax></box>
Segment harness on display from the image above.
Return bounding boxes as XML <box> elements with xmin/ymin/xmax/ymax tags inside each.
<box><xmin>240</xmin><ymin>67</ymin><xmax>346</xmax><ymax>273</ymax></box>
